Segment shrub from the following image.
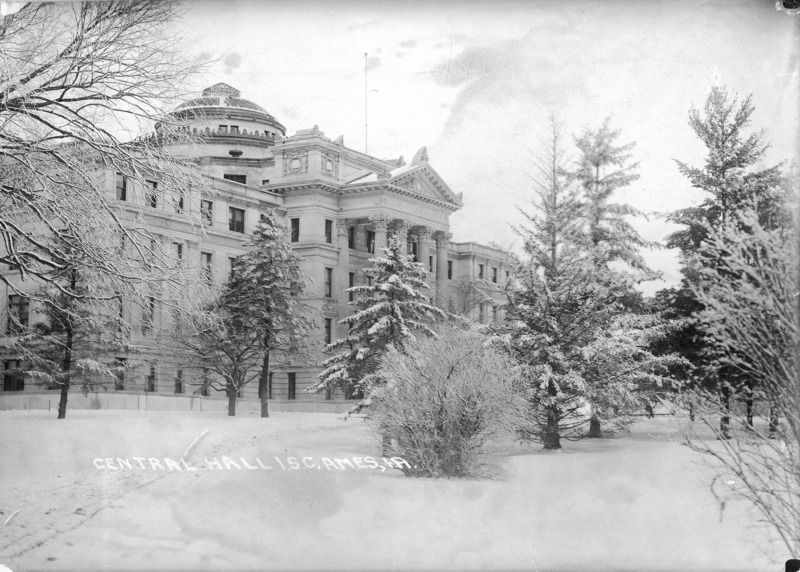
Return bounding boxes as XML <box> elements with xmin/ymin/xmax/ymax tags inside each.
<box><xmin>368</xmin><ymin>327</ymin><xmax>526</xmax><ymax>478</ymax></box>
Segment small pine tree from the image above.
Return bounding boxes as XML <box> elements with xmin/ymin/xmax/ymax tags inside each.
<box><xmin>308</xmin><ymin>234</ymin><xmax>444</xmax><ymax>406</ymax></box>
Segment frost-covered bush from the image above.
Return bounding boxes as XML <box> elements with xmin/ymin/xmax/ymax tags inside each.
<box><xmin>368</xmin><ymin>327</ymin><xmax>526</xmax><ymax>478</ymax></box>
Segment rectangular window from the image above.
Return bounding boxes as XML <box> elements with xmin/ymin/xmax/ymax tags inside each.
<box><xmin>325</xmin><ymin>384</ymin><xmax>332</xmax><ymax>401</ymax></box>
<box><xmin>324</xmin><ymin>268</ymin><xmax>333</xmax><ymax>297</ymax></box>
<box><xmin>114</xmin><ymin>358</ymin><xmax>126</xmax><ymax>390</ymax></box>
<box><xmin>175</xmin><ymin>370</ymin><xmax>183</xmax><ymax>394</ymax></box>
<box><xmin>201</xmin><ymin>252</ymin><xmax>213</xmax><ymax>283</ymax></box>
<box><xmin>223</xmin><ymin>174</ymin><xmax>247</xmax><ymax>184</ymax></box>
<box><xmin>447</xmin><ymin>260</ymin><xmax>453</xmax><ymax>280</ymax></box>
<box><xmin>268</xmin><ymin>372</ymin><xmax>273</xmax><ymax>400</ymax></box>
<box><xmin>261</xmin><ymin>179</ymin><xmax>270</xmax><ymax>185</ymax></box>
<box><xmin>229</xmin><ymin>125</ymin><xmax>239</xmax><ymax>135</ymax></box>
<box><xmin>366</xmin><ymin>230</ymin><xmax>375</xmax><ymax>254</ymax></box>
<box><xmin>479</xmin><ymin>264</ymin><xmax>484</xmax><ymax>280</ymax></box>
<box><xmin>7</xmin><ymin>295</ymin><xmax>29</xmax><ymax>334</ymax></box>
<box><xmin>366</xmin><ymin>275</ymin><xmax>373</xmax><ymax>287</ymax></box>
<box><xmin>410</xmin><ymin>242</ymin><xmax>418</xmax><ymax>262</ymax></box>
<box><xmin>348</xmin><ymin>226</ymin><xmax>356</xmax><ymax>249</ymax></box>
<box><xmin>506</xmin><ymin>270</ymin><xmax>510</xmax><ymax>283</ymax></box>
<box><xmin>174</xmin><ymin>242</ymin><xmax>183</xmax><ymax>260</ymax></box>
<box><xmin>175</xmin><ymin>190</ymin><xmax>185</xmax><ymax>213</ymax></box>
<box><xmin>3</xmin><ymin>360</ymin><xmax>24</xmax><ymax>392</ymax></box>
<box><xmin>290</xmin><ymin>218</ymin><xmax>300</xmax><ymax>242</ymax></box>
<box><xmin>201</xmin><ymin>200</ymin><xmax>214</xmax><ymax>226</ymax></box>
<box><xmin>492</xmin><ymin>267</ymin><xmax>498</xmax><ymax>283</ymax></box>
<box><xmin>287</xmin><ymin>373</ymin><xmax>296</xmax><ymax>400</ymax></box>
<box><xmin>218</xmin><ymin>125</ymin><xmax>228</xmax><ymax>133</ymax></box>
<box><xmin>324</xmin><ymin>318</ymin><xmax>332</xmax><ymax>345</ymax></box>
<box><xmin>429</xmin><ymin>256</ymin><xmax>434</xmax><ymax>273</ymax></box>
<box><xmin>348</xmin><ymin>272</ymin><xmax>355</xmax><ymax>302</ymax></box>
<box><xmin>325</xmin><ymin>219</ymin><xmax>333</xmax><ymax>244</ymax></box>
<box><xmin>146</xmin><ymin>180</ymin><xmax>158</xmax><ymax>208</ymax></box>
<box><xmin>142</xmin><ymin>296</ymin><xmax>155</xmax><ymax>336</ymax></box>
<box><xmin>146</xmin><ymin>363</ymin><xmax>156</xmax><ymax>392</ymax></box>
<box><xmin>229</xmin><ymin>207</ymin><xmax>245</xmax><ymax>233</ymax></box>
<box><xmin>115</xmin><ymin>173</ymin><xmax>127</xmax><ymax>201</ymax></box>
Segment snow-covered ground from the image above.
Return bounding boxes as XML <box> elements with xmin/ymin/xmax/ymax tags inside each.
<box><xmin>0</xmin><ymin>409</ymin><xmax>784</xmax><ymax>571</ymax></box>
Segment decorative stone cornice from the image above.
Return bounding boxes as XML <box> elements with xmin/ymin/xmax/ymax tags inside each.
<box><xmin>335</xmin><ymin>218</ymin><xmax>350</xmax><ymax>236</ymax></box>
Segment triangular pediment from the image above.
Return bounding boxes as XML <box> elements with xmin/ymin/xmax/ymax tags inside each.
<box><xmin>389</xmin><ymin>163</ymin><xmax>461</xmax><ymax>206</ymax></box>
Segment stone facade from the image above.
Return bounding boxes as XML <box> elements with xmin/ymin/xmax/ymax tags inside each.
<box><xmin>0</xmin><ymin>83</ymin><xmax>510</xmax><ymax>406</ymax></box>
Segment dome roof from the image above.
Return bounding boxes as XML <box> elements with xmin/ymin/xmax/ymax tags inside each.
<box><xmin>173</xmin><ymin>83</ymin><xmax>277</xmax><ymax>119</ymax></box>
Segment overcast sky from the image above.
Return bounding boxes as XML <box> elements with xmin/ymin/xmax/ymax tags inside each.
<box><xmin>181</xmin><ymin>0</ymin><xmax>799</xmax><ymax>296</ymax></box>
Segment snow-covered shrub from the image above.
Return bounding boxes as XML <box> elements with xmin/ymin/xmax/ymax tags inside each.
<box><xmin>368</xmin><ymin>327</ymin><xmax>526</xmax><ymax>478</ymax></box>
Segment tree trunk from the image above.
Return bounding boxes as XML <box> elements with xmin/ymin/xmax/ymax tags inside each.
<box><xmin>719</xmin><ymin>384</ymin><xmax>731</xmax><ymax>439</ymax></box>
<box><xmin>745</xmin><ymin>394</ymin><xmax>754</xmax><ymax>428</ymax></box>
<box><xmin>587</xmin><ymin>412</ymin><xmax>602</xmax><ymax>438</ymax></box>
<box><xmin>227</xmin><ymin>383</ymin><xmax>236</xmax><ymax>417</ymax></box>
<box><xmin>57</xmin><ymin>270</ymin><xmax>77</xmax><ymax>420</ymax></box>
<box><xmin>769</xmin><ymin>403</ymin><xmax>779</xmax><ymax>439</ymax></box>
<box><xmin>259</xmin><ymin>346</ymin><xmax>270</xmax><ymax>418</ymax></box>
<box><xmin>542</xmin><ymin>381</ymin><xmax>561</xmax><ymax>449</ymax></box>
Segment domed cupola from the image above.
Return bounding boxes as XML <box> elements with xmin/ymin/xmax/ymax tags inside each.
<box><xmin>168</xmin><ymin>83</ymin><xmax>286</xmax><ymax>148</ymax></box>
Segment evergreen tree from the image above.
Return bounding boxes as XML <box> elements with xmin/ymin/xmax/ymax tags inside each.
<box><xmin>309</xmin><ymin>235</ymin><xmax>444</xmax><ymax>407</ymax></box>
<box><xmin>504</xmin><ymin>116</ymin><xmax>621</xmax><ymax>449</ymax></box>
<box><xmin>171</xmin><ymin>213</ymin><xmax>310</xmax><ymax>417</ymax></box>
<box><xmin>573</xmin><ymin>119</ymin><xmax>663</xmax><ymax>436</ymax></box>
<box><xmin>664</xmin><ymin>87</ymin><xmax>787</xmax><ymax>435</ymax></box>
<box><xmin>236</xmin><ymin>213</ymin><xmax>311</xmax><ymax>417</ymax></box>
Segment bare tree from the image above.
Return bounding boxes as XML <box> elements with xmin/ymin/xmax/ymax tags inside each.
<box><xmin>0</xmin><ymin>1</ymin><xmax>211</xmax><ymax>417</ymax></box>
<box><xmin>686</xmin><ymin>202</ymin><xmax>800</xmax><ymax>555</ymax></box>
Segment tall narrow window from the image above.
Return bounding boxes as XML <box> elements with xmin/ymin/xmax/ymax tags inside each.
<box><xmin>175</xmin><ymin>370</ymin><xmax>183</xmax><ymax>394</ymax></box>
<box><xmin>142</xmin><ymin>296</ymin><xmax>155</xmax><ymax>336</ymax></box>
<box><xmin>113</xmin><ymin>358</ymin><xmax>126</xmax><ymax>390</ymax></box>
<box><xmin>146</xmin><ymin>180</ymin><xmax>158</xmax><ymax>208</ymax></box>
<box><xmin>324</xmin><ymin>268</ymin><xmax>333</xmax><ymax>297</ymax></box>
<box><xmin>287</xmin><ymin>372</ymin><xmax>296</xmax><ymax>400</ymax></box>
<box><xmin>7</xmin><ymin>295</ymin><xmax>29</xmax><ymax>334</ymax></box>
<box><xmin>366</xmin><ymin>230</ymin><xmax>375</xmax><ymax>254</ymax></box>
<box><xmin>505</xmin><ymin>270</ymin><xmax>510</xmax><ymax>282</ymax></box>
<box><xmin>410</xmin><ymin>241</ymin><xmax>418</xmax><ymax>262</ymax></box>
<box><xmin>175</xmin><ymin>190</ymin><xmax>185</xmax><ymax>213</ymax></box>
<box><xmin>348</xmin><ymin>272</ymin><xmax>355</xmax><ymax>302</ymax></box>
<box><xmin>447</xmin><ymin>260</ymin><xmax>453</xmax><ymax>280</ymax></box>
<box><xmin>201</xmin><ymin>252</ymin><xmax>213</xmax><ymax>283</ymax></box>
<box><xmin>3</xmin><ymin>360</ymin><xmax>24</xmax><ymax>392</ymax></box>
<box><xmin>325</xmin><ymin>219</ymin><xmax>333</xmax><ymax>244</ymax></box>
<box><xmin>478</xmin><ymin>264</ymin><xmax>484</xmax><ymax>280</ymax></box>
<box><xmin>115</xmin><ymin>173</ymin><xmax>127</xmax><ymax>201</ymax></box>
<box><xmin>174</xmin><ymin>242</ymin><xmax>183</xmax><ymax>260</ymax></box>
<box><xmin>325</xmin><ymin>384</ymin><xmax>332</xmax><ymax>401</ymax></box>
<box><xmin>201</xmin><ymin>200</ymin><xmax>213</xmax><ymax>226</ymax></box>
<box><xmin>324</xmin><ymin>318</ymin><xmax>332</xmax><ymax>345</ymax></box>
<box><xmin>429</xmin><ymin>256</ymin><xmax>434</xmax><ymax>273</ymax></box>
<box><xmin>348</xmin><ymin>226</ymin><xmax>356</xmax><ymax>249</ymax></box>
<box><xmin>290</xmin><ymin>218</ymin><xmax>300</xmax><ymax>242</ymax></box>
<box><xmin>366</xmin><ymin>275</ymin><xmax>373</xmax><ymax>287</ymax></box>
<box><xmin>492</xmin><ymin>267</ymin><xmax>498</xmax><ymax>283</ymax></box>
<box><xmin>229</xmin><ymin>207</ymin><xmax>245</xmax><ymax>233</ymax></box>
<box><xmin>146</xmin><ymin>363</ymin><xmax>157</xmax><ymax>392</ymax></box>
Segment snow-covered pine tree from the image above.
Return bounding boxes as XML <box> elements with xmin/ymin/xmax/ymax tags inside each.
<box><xmin>308</xmin><ymin>234</ymin><xmax>444</xmax><ymax>408</ymax></box>
<box><xmin>235</xmin><ymin>212</ymin><xmax>311</xmax><ymax>418</ymax></box>
<box><xmin>573</xmin><ymin>119</ymin><xmax>666</xmax><ymax>437</ymax></box>
<box><xmin>505</xmin><ymin>115</ymin><xmax>621</xmax><ymax>449</ymax></box>
<box><xmin>664</xmin><ymin>87</ymin><xmax>787</xmax><ymax>435</ymax></box>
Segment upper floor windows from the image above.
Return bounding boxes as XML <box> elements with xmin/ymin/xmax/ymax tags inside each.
<box><xmin>324</xmin><ymin>267</ymin><xmax>333</xmax><ymax>297</ymax></box>
<box><xmin>325</xmin><ymin>219</ymin><xmax>333</xmax><ymax>244</ymax></box>
<box><xmin>478</xmin><ymin>264</ymin><xmax>484</xmax><ymax>280</ymax></box>
<box><xmin>6</xmin><ymin>295</ymin><xmax>29</xmax><ymax>334</ymax></box>
<box><xmin>447</xmin><ymin>260</ymin><xmax>453</xmax><ymax>280</ymax></box>
<box><xmin>229</xmin><ymin>207</ymin><xmax>245</xmax><ymax>233</ymax></box>
<box><xmin>229</xmin><ymin>125</ymin><xmax>239</xmax><ymax>135</ymax></box>
<box><xmin>290</xmin><ymin>218</ymin><xmax>300</xmax><ymax>242</ymax></box>
<box><xmin>115</xmin><ymin>173</ymin><xmax>127</xmax><ymax>201</ymax></box>
<box><xmin>145</xmin><ymin>180</ymin><xmax>158</xmax><ymax>208</ymax></box>
<box><xmin>201</xmin><ymin>200</ymin><xmax>214</xmax><ymax>226</ymax></box>
<box><xmin>366</xmin><ymin>230</ymin><xmax>375</xmax><ymax>254</ymax></box>
<box><xmin>348</xmin><ymin>226</ymin><xmax>356</xmax><ymax>250</ymax></box>
<box><xmin>492</xmin><ymin>267</ymin><xmax>498</xmax><ymax>284</ymax></box>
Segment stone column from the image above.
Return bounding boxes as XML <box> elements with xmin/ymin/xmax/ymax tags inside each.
<box><xmin>417</xmin><ymin>227</ymin><xmax>433</xmax><ymax>275</ymax></box>
<box><xmin>434</xmin><ymin>231</ymin><xmax>449</xmax><ymax>298</ymax></box>
<box><xmin>369</xmin><ymin>214</ymin><xmax>390</xmax><ymax>255</ymax></box>
<box><xmin>336</xmin><ymin>218</ymin><xmax>351</xmax><ymax>332</ymax></box>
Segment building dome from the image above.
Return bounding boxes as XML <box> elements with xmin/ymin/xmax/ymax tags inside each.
<box><xmin>169</xmin><ymin>83</ymin><xmax>286</xmax><ymax>140</ymax></box>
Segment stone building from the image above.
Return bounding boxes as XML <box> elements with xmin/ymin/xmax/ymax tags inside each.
<box><xmin>0</xmin><ymin>83</ymin><xmax>510</xmax><ymax>408</ymax></box>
